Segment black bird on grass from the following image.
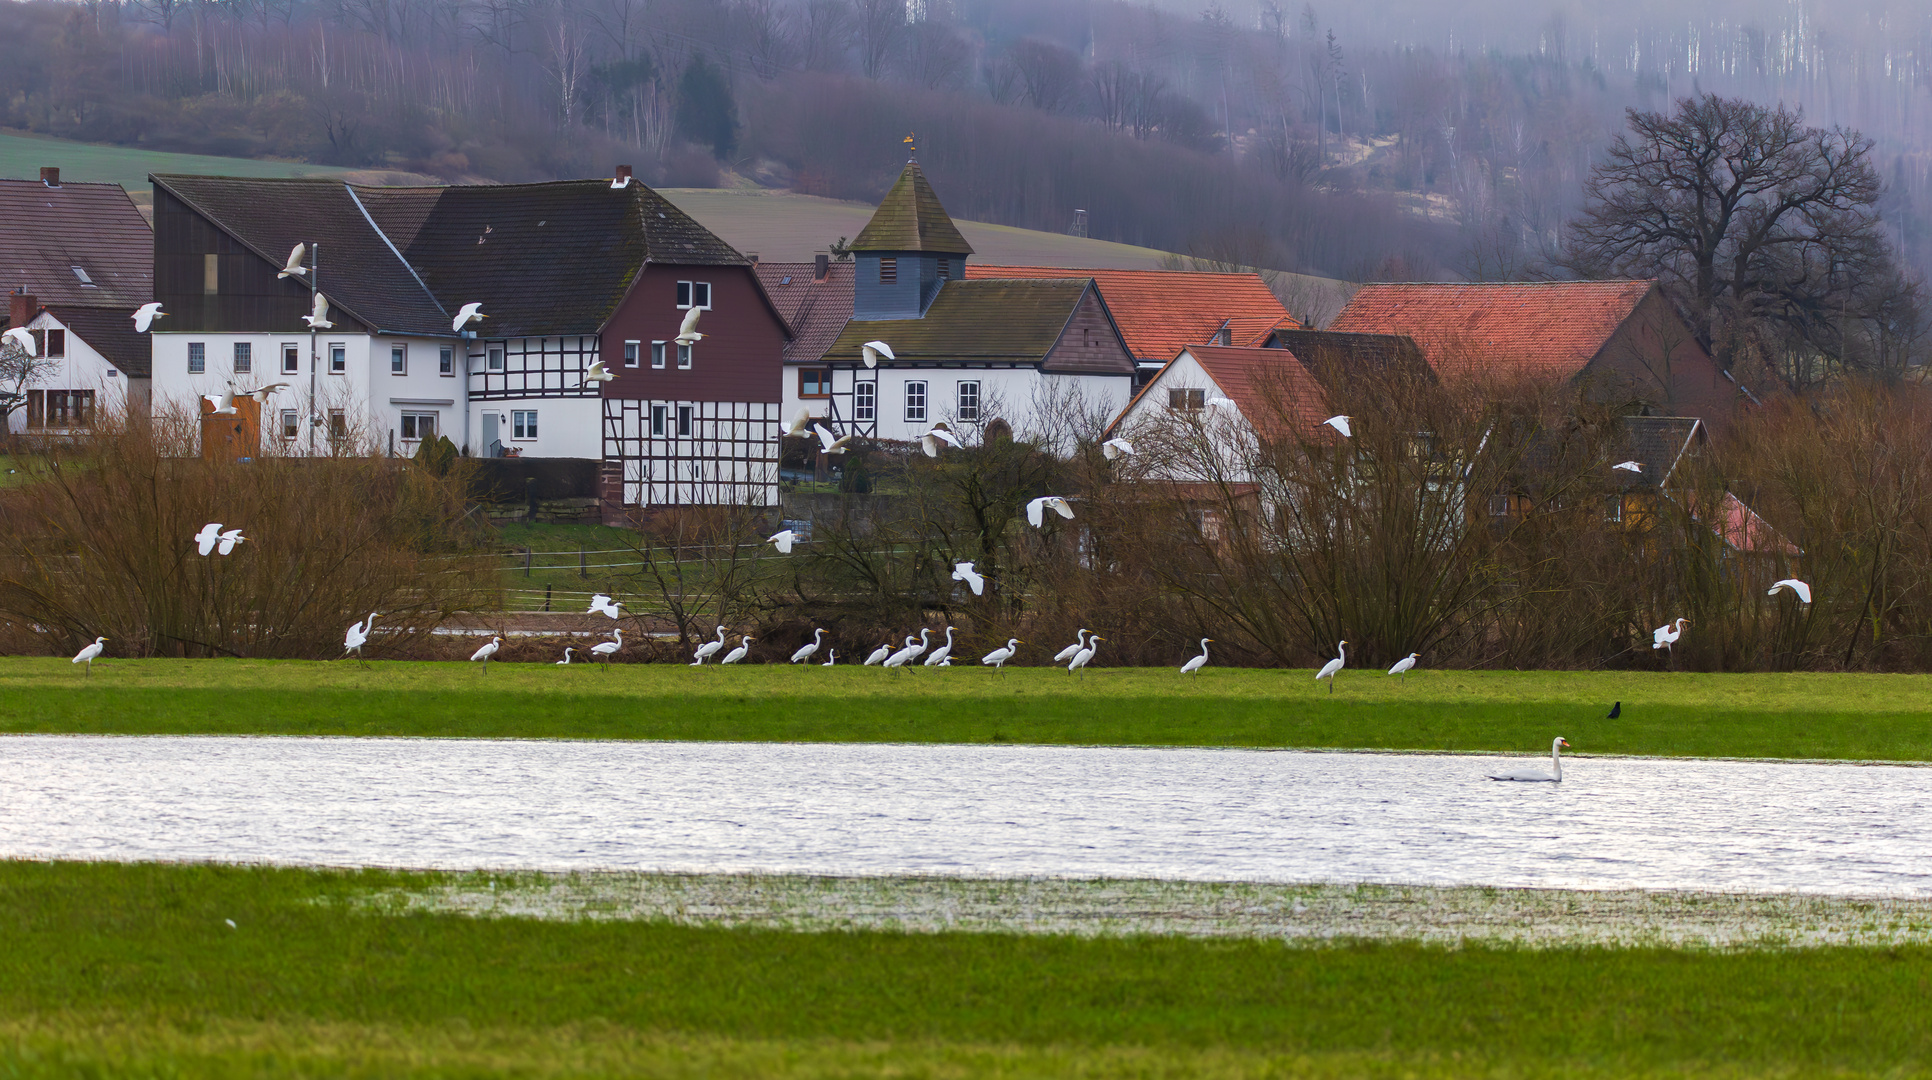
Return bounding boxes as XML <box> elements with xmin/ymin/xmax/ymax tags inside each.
<box><xmin>1606</xmin><ymin>701</ymin><xmax>1621</xmax><ymax>719</ymax></box>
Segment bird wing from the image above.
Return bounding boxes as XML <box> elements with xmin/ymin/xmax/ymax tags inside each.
<box><xmin>813</xmin><ymin>423</ymin><xmax>837</xmax><ymax>452</ymax></box>
<box><xmin>678</xmin><ymin>307</ymin><xmax>702</xmax><ymax>338</ymax></box>
<box><xmin>928</xmin><ymin>428</ymin><xmax>962</xmax><ymax>448</ymax></box>
<box><xmin>1050</xmin><ymin>498</ymin><xmax>1075</xmax><ymax>520</ymax></box>
<box><xmin>1613</xmin><ymin>461</ymin><xmax>1643</xmax><ymax>472</ymax></box>
<box><xmin>285</xmin><ymin>243</ymin><xmax>306</xmax><ymax>271</ymax></box>
<box><xmin>3</xmin><ymin>327</ymin><xmax>33</xmax><ymax>351</ymax></box>
<box><xmin>787</xmin><ymin>407</ymin><xmax>812</xmax><ymax>436</ymax></box>
<box><xmin>863</xmin><ymin>340</ymin><xmax>894</xmax><ymax>362</ymax></box>
<box><xmin>1323</xmin><ymin>415</ymin><xmax>1352</xmax><ymax>437</ymax></box>
<box><xmin>1026</xmin><ymin>498</ymin><xmax>1045</xmax><ymax>528</ymax></box>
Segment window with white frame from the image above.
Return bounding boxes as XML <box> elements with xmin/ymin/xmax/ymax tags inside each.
<box><xmin>956</xmin><ymin>380</ymin><xmax>979</xmax><ymax>422</ymax></box>
<box><xmin>400</xmin><ymin>413</ymin><xmax>436</xmax><ymax>441</ymax></box>
<box><xmin>281</xmin><ymin>344</ymin><xmax>299</xmax><ymax>374</ymax></box>
<box><xmin>854</xmin><ymin>381</ymin><xmax>876</xmax><ymax>421</ymax></box>
<box><xmin>439</xmin><ymin>346</ymin><xmax>453</xmax><ymax>375</ymax></box>
<box><xmin>188</xmin><ymin>342</ymin><xmax>205</xmax><ymax>374</ymax></box>
<box><xmin>624</xmin><ymin>340</ymin><xmax>641</xmax><ymax>367</ymax></box>
<box><xmin>487</xmin><ymin>345</ymin><xmax>504</xmax><ymax>371</ymax></box>
<box><xmin>676</xmin><ymin>281</ymin><xmax>711</xmax><ymax>309</ymax></box>
<box><xmin>512</xmin><ymin>410</ymin><xmax>538</xmax><ymax>439</ymax></box>
<box><xmin>1168</xmin><ymin>388</ymin><xmax>1204</xmax><ymax>412</ymax></box>
<box><xmin>676</xmin><ymin>404</ymin><xmax>693</xmax><ymax>436</ymax></box>
<box><xmin>329</xmin><ymin>344</ymin><xmax>346</xmax><ymax>373</ymax></box>
<box><xmin>904</xmin><ymin>380</ymin><xmax>927</xmax><ymax>422</ymax></box>
<box><xmin>677</xmin><ymin>342</ymin><xmax>692</xmax><ymax>369</ymax></box>
<box><xmin>280</xmin><ymin>409</ymin><xmax>299</xmax><ymax>439</ymax></box>
<box><xmin>390</xmin><ymin>343</ymin><xmax>406</xmax><ymax>375</ymax></box>
<box><xmin>650</xmin><ymin>341</ymin><xmax>666</xmax><ymax>369</ymax></box>
<box><xmin>650</xmin><ymin>404</ymin><xmax>666</xmax><ymax>436</ymax></box>
<box><xmin>233</xmin><ymin>342</ymin><xmax>252</xmax><ymax>374</ymax></box>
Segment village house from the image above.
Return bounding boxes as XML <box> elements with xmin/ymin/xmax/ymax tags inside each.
<box><xmin>0</xmin><ymin>168</ymin><xmax>153</xmax><ymax>435</ymax></box>
<box><xmin>146</xmin><ymin>168</ymin><xmax>788</xmax><ymax>513</ymax></box>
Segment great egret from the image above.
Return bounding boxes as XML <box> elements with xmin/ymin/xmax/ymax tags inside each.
<box><xmin>1206</xmin><ymin>395</ymin><xmax>1239</xmax><ymax>413</ymax></box>
<box><xmin>1068</xmin><ymin>634</ymin><xmax>1103</xmax><ymax>674</ymax></box>
<box><xmin>951</xmin><ymin>561</ymin><xmax>985</xmax><ymax>596</ymax></box>
<box><xmin>769</xmin><ymin>529</ymin><xmax>800</xmax><ymax>553</ymax></box>
<box><xmin>1101</xmin><ymin>437</ymin><xmax>1135</xmax><ymax>459</ymax></box>
<box><xmin>1180</xmin><ymin>638</ymin><xmax>1212</xmax><ymax>674</ymax></box>
<box><xmin>581</xmin><ymin>359</ymin><xmax>616</xmax><ymax>385</ymax></box>
<box><xmin>556</xmin><ymin>647</ymin><xmax>575</xmax><ymax>665</ymax></box>
<box><xmin>791</xmin><ymin>628</ymin><xmax>826</xmax><ymax>663</ymax></box>
<box><xmin>246</xmin><ymin>383</ymin><xmax>290</xmax><ymax>404</ymax></box>
<box><xmin>588</xmin><ymin>594</ymin><xmax>624</xmax><ymax>619</ymax></box>
<box><xmin>453</xmin><ymin>303</ymin><xmax>486</xmax><ymax>332</ymax></box>
<box><xmin>216</xmin><ymin>528</ymin><xmax>246</xmax><ymax>555</ymax></box>
<box><xmin>470</xmin><ymin>635</ymin><xmax>502</xmax><ymax>668</ymax></box>
<box><xmin>675</xmin><ymin>306</ymin><xmax>704</xmax><ymax>345</ymax></box>
<box><xmin>884</xmin><ymin>630</ymin><xmax>930</xmax><ymax>668</ymax></box>
<box><xmin>343</xmin><ymin>613</ymin><xmax>378</xmax><ymax>659</ymax></box>
<box><xmin>1053</xmin><ymin>630</ymin><xmax>1090</xmax><ymax>664</ymax></box>
<box><xmin>785</xmin><ymin>407</ymin><xmax>814</xmax><ymax>436</ymax></box>
<box><xmin>692</xmin><ymin>626</ymin><xmax>728</xmax><ymax>664</ymax></box>
<box><xmin>1612</xmin><ymin>461</ymin><xmax>1643</xmax><ymax>473</ymax></box>
<box><xmin>203</xmin><ymin>386</ymin><xmax>238</xmax><ymax>415</ymax></box>
<box><xmin>982</xmin><ymin>639</ymin><xmax>1020</xmax><ymax>668</ymax></box>
<box><xmin>1388</xmin><ymin>652</ymin><xmax>1419</xmax><ymax>675</ymax></box>
<box><xmin>1026</xmin><ymin>496</ymin><xmax>1074</xmax><ymax>528</ymax></box>
<box><xmin>920</xmin><ymin>424</ymin><xmax>962</xmax><ymax>457</ymax></box>
<box><xmin>861</xmin><ymin>340</ymin><xmax>893</xmax><ymax>368</ymax></box>
<box><xmin>132</xmin><ymin>302</ymin><xmax>165</xmax><ymax>332</ymax></box>
<box><xmin>2</xmin><ymin>327</ymin><xmax>35</xmax><ymax>354</ymax></box>
<box><xmin>721</xmin><ymin>635</ymin><xmax>753</xmax><ymax>664</ymax></box>
<box><xmin>72</xmin><ymin>636</ymin><xmax>106</xmax><ymax>675</ymax></box>
<box><xmin>611</xmin><ymin>172</ymin><xmax>632</xmax><ymax>189</ymax></box>
<box><xmin>1488</xmin><ymin>737</ymin><xmax>1569</xmax><ymax>782</ymax></box>
<box><xmin>923</xmin><ymin>626</ymin><xmax>956</xmax><ymax>666</ymax></box>
<box><xmin>277</xmin><ymin>243</ymin><xmax>308</xmax><ymax>279</ymax></box>
<box><xmin>591</xmin><ymin>629</ymin><xmax>625</xmax><ymax>669</ymax></box>
<box><xmin>813</xmin><ymin>423</ymin><xmax>854</xmax><ymax>455</ymax></box>
<box><xmin>1652</xmin><ymin>618</ymin><xmax>1689</xmax><ymax>651</ymax></box>
<box><xmin>1769</xmin><ymin>579</ymin><xmax>1813</xmax><ymax>604</ymax></box>
<box><xmin>192</xmin><ymin>523</ymin><xmax>224</xmax><ymax>556</ymax></box>
<box><xmin>303</xmin><ymin>292</ymin><xmax>333</xmax><ymax>329</ymax></box>
<box><xmin>1321</xmin><ymin>415</ymin><xmax>1353</xmax><ymax>437</ymax></box>
<box><xmin>863</xmin><ymin>641</ymin><xmax>893</xmax><ymax>666</ymax></box>
<box><xmin>1315</xmin><ymin>640</ymin><xmax>1347</xmax><ymax>693</ymax></box>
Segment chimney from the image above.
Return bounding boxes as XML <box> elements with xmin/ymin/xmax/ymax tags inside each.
<box><xmin>814</xmin><ymin>254</ymin><xmax>829</xmax><ymax>281</ymax></box>
<box><xmin>614</xmin><ymin>164</ymin><xmax>633</xmax><ymax>183</ymax></box>
<box><xmin>39</xmin><ymin>167</ymin><xmax>59</xmax><ymax>187</ymax></box>
<box><xmin>9</xmin><ymin>289</ymin><xmax>36</xmax><ymax>329</ymax></box>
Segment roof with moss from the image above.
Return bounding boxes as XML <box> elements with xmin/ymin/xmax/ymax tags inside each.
<box><xmin>851</xmin><ymin>160</ymin><xmax>974</xmax><ymax>255</ymax></box>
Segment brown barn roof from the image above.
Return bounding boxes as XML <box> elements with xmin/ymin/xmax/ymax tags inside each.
<box><xmin>851</xmin><ymin>161</ymin><xmax>973</xmax><ymax>255</ymax></box>
<box><xmin>1329</xmin><ymin>280</ymin><xmax>1657</xmax><ymax>380</ymax></box>
<box><xmin>756</xmin><ymin>261</ymin><xmax>854</xmax><ymax>364</ymax></box>
<box><xmin>825</xmin><ymin>279</ymin><xmax>1104</xmax><ymax>366</ymax></box>
<box><xmin>969</xmin><ymin>265</ymin><xmax>1297</xmax><ymax>362</ymax></box>
<box><xmin>0</xmin><ymin>177</ymin><xmax>151</xmax><ymax>309</ymax></box>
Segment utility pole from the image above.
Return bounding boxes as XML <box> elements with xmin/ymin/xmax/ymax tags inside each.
<box><xmin>307</xmin><ymin>243</ymin><xmax>320</xmax><ymax>457</ymax></box>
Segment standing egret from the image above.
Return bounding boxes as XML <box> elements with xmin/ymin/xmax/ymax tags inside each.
<box><xmin>920</xmin><ymin>424</ymin><xmax>962</xmax><ymax>457</ymax></box>
<box><xmin>675</xmin><ymin>306</ymin><xmax>704</xmax><ymax>345</ymax></box>
<box><xmin>556</xmin><ymin>647</ymin><xmax>575</xmax><ymax>665</ymax></box>
<box><xmin>2</xmin><ymin>327</ymin><xmax>35</xmax><ymax>353</ymax></box>
<box><xmin>785</xmin><ymin>406</ymin><xmax>814</xmax><ymax>436</ymax></box>
<box><xmin>1388</xmin><ymin>652</ymin><xmax>1419</xmax><ymax>675</ymax></box>
<box><xmin>923</xmin><ymin>626</ymin><xmax>956</xmax><ymax>666</ymax></box>
<box><xmin>1053</xmin><ymin>630</ymin><xmax>1090</xmax><ymax>664</ymax></box>
<box><xmin>72</xmin><ymin>636</ymin><xmax>106</xmax><ymax>676</ymax></box>
<box><xmin>588</xmin><ymin>594</ymin><xmax>624</xmax><ymax>619</ymax></box>
<box><xmin>192</xmin><ymin>523</ymin><xmax>224</xmax><ymax>556</ymax></box>
<box><xmin>951</xmin><ymin>561</ymin><xmax>985</xmax><ymax>596</ymax></box>
<box><xmin>453</xmin><ymin>303</ymin><xmax>486</xmax><ymax>332</ymax></box>
<box><xmin>216</xmin><ymin>528</ymin><xmax>246</xmax><ymax>555</ymax></box>
<box><xmin>1321</xmin><ymin>415</ymin><xmax>1353</xmax><ymax>437</ymax></box>
<box><xmin>720</xmin><ymin>635</ymin><xmax>753</xmax><ymax>665</ymax></box>
<box><xmin>982</xmin><ymin>639</ymin><xmax>1021</xmax><ymax>668</ymax></box>
<box><xmin>813</xmin><ymin>423</ymin><xmax>854</xmax><ymax>455</ymax></box>
<box><xmin>791</xmin><ymin>628</ymin><xmax>826</xmax><ymax>663</ymax></box>
<box><xmin>1101</xmin><ymin>437</ymin><xmax>1136</xmax><ymax>459</ymax></box>
<box><xmin>470</xmin><ymin>635</ymin><xmax>503</xmax><ymax>669</ymax></box>
<box><xmin>769</xmin><ymin>529</ymin><xmax>800</xmax><ymax>553</ymax></box>
<box><xmin>884</xmin><ymin>630</ymin><xmax>930</xmax><ymax>668</ymax></box>
<box><xmin>1025</xmin><ymin>496</ymin><xmax>1075</xmax><ymax>528</ymax></box>
<box><xmin>864</xmin><ymin>641</ymin><xmax>894</xmax><ymax>666</ymax></box>
<box><xmin>343</xmin><ymin>613</ymin><xmax>378</xmax><ymax>660</ymax></box>
<box><xmin>1180</xmin><ymin>638</ymin><xmax>1213</xmax><ymax>674</ymax></box>
<box><xmin>1315</xmin><ymin>641</ymin><xmax>1347</xmax><ymax>693</ymax></box>
<box><xmin>303</xmin><ymin>292</ymin><xmax>333</xmax><ymax>330</ymax></box>
<box><xmin>822</xmin><ymin>649</ymin><xmax>838</xmax><ymax>667</ymax></box>
<box><xmin>132</xmin><ymin>302</ymin><xmax>165</xmax><ymax>332</ymax></box>
<box><xmin>860</xmin><ymin>340</ymin><xmax>893</xmax><ymax>368</ymax></box>
<box><xmin>691</xmin><ymin>626</ymin><xmax>728</xmax><ymax>664</ymax></box>
<box><xmin>1068</xmin><ymin>635</ymin><xmax>1103</xmax><ymax>675</ymax></box>
<box><xmin>580</xmin><ymin>359</ymin><xmax>616</xmax><ymax>386</ymax></box>
<box><xmin>1652</xmin><ymin>618</ymin><xmax>1689</xmax><ymax>651</ymax></box>
<box><xmin>1487</xmin><ymin>737</ymin><xmax>1570</xmax><ymax>782</ymax></box>
<box><xmin>591</xmin><ymin>629</ymin><xmax>624</xmax><ymax>670</ymax></box>
<box><xmin>1612</xmin><ymin>461</ymin><xmax>1643</xmax><ymax>473</ymax></box>
<box><xmin>1769</xmin><ymin>579</ymin><xmax>1813</xmax><ymax>604</ymax></box>
<box><xmin>277</xmin><ymin>243</ymin><xmax>308</xmax><ymax>279</ymax></box>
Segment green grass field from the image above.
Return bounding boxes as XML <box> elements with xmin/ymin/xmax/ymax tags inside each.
<box><xmin>0</xmin><ymin>130</ymin><xmax>357</xmax><ymax>192</ymax></box>
<box><xmin>2</xmin><ymin>861</ymin><xmax>1929</xmax><ymax>1078</ymax></box>
<box><xmin>3</xmin><ymin>659</ymin><xmax>1930</xmax><ymax>760</ymax></box>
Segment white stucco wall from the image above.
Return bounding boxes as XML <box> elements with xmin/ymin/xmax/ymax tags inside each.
<box><xmin>787</xmin><ymin>364</ymin><xmax>1132</xmax><ymax>451</ymax></box>
<box><xmin>1108</xmin><ymin>350</ymin><xmax>1255</xmax><ymax>482</ymax></box>
<box><xmin>3</xmin><ymin>312</ymin><xmax>144</xmax><ymax>434</ymax></box>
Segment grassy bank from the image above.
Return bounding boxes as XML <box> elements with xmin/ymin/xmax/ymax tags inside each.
<box><xmin>1</xmin><ymin>658</ymin><xmax>1930</xmax><ymax>760</ymax></box>
<box><xmin>2</xmin><ymin>861</ymin><xmax>1930</xmax><ymax>1078</ymax></box>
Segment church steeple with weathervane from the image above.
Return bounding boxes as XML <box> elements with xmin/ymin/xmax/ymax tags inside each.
<box><xmin>850</xmin><ymin>134</ymin><xmax>974</xmax><ymax>321</ymax></box>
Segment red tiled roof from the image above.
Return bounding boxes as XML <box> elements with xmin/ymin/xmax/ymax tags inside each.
<box><xmin>1187</xmin><ymin>344</ymin><xmax>1332</xmax><ymax>436</ymax></box>
<box><xmin>1329</xmin><ymin>280</ymin><xmax>1657</xmax><ymax>381</ymax></box>
<box><xmin>1699</xmin><ymin>492</ymin><xmax>1802</xmax><ymax>557</ymax></box>
<box><xmin>756</xmin><ymin>261</ymin><xmax>854</xmax><ymax>364</ymax></box>
<box><xmin>966</xmin><ymin>265</ymin><xmax>1298</xmax><ymax>363</ymax></box>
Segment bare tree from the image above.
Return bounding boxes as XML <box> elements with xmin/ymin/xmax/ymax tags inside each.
<box><xmin>850</xmin><ymin>0</ymin><xmax>901</xmax><ymax>79</ymax></box>
<box><xmin>897</xmin><ymin>18</ymin><xmax>972</xmax><ymax>90</ymax></box>
<box><xmin>1008</xmin><ymin>38</ymin><xmax>1081</xmax><ymax>113</ymax></box>
<box><xmin>796</xmin><ymin>0</ymin><xmax>851</xmax><ymax>72</ymax></box>
<box><xmin>0</xmin><ymin>339</ymin><xmax>54</xmax><ymax>430</ymax></box>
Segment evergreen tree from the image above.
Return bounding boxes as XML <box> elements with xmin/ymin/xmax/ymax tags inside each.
<box><xmin>675</xmin><ymin>54</ymin><xmax>738</xmax><ymax>160</ymax></box>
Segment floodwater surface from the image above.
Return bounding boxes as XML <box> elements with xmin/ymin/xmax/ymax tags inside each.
<box><xmin>0</xmin><ymin>736</ymin><xmax>1925</xmax><ymax>895</ymax></box>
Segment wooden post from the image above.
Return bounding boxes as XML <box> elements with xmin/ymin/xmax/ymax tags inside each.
<box><xmin>579</xmin><ymin>548</ymin><xmax>587</xmax><ymax>578</ymax></box>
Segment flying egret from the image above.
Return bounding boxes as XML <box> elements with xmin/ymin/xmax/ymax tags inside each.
<box><xmin>923</xmin><ymin>626</ymin><xmax>956</xmax><ymax>666</ymax></box>
<box><xmin>192</xmin><ymin>523</ymin><xmax>224</xmax><ymax>556</ymax></box>
<box><xmin>204</xmin><ymin>386</ymin><xmax>238</xmax><ymax>415</ymax></box>
<box><xmin>813</xmin><ymin>423</ymin><xmax>854</xmax><ymax>455</ymax></box>
<box><xmin>591</xmin><ymin>629</ymin><xmax>625</xmax><ymax>669</ymax></box>
<box><xmin>581</xmin><ymin>359</ymin><xmax>616</xmax><ymax>386</ymax></box>
<box><xmin>691</xmin><ymin>626</ymin><xmax>728</xmax><ymax>665</ymax></box>
<box><xmin>1488</xmin><ymin>737</ymin><xmax>1570</xmax><ymax>782</ymax></box>
<box><xmin>884</xmin><ymin>630</ymin><xmax>930</xmax><ymax>668</ymax></box>
<box><xmin>1652</xmin><ymin>618</ymin><xmax>1689</xmax><ymax>651</ymax></box>
<box><xmin>588</xmin><ymin>594</ymin><xmax>624</xmax><ymax>619</ymax></box>
<box><xmin>1181</xmin><ymin>638</ymin><xmax>1213</xmax><ymax>674</ymax></box>
<box><xmin>952</xmin><ymin>561</ymin><xmax>985</xmax><ymax>596</ymax></box>
<box><xmin>556</xmin><ymin>647</ymin><xmax>575</xmax><ymax>665</ymax></box>
<box><xmin>453</xmin><ymin>303</ymin><xmax>486</xmax><ymax>332</ymax></box>
<box><xmin>1321</xmin><ymin>415</ymin><xmax>1353</xmax><ymax>437</ymax></box>
<box><xmin>860</xmin><ymin>340</ymin><xmax>893</xmax><ymax>368</ymax></box>
<box><xmin>982</xmin><ymin>639</ymin><xmax>1021</xmax><ymax>668</ymax></box>
<box><xmin>1768</xmin><ymin>579</ymin><xmax>1813</xmax><ymax>604</ymax></box>
<box><xmin>1388</xmin><ymin>652</ymin><xmax>1419</xmax><ymax>675</ymax></box>
<box><xmin>791</xmin><ymin>628</ymin><xmax>826</xmax><ymax>664</ymax></box>
<box><xmin>785</xmin><ymin>407</ymin><xmax>813</xmax><ymax>436</ymax></box>
<box><xmin>1101</xmin><ymin>437</ymin><xmax>1135</xmax><ymax>460</ymax></box>
<box><xmin>1612</xmin><ymin>461</ymin><xmax>1643</xmax><ymax>473</ymax></box>
<box><xmin>277</xmin><ymin>243</ymin><xmax>308</xmax><ymax>279</ymax></box>
<box><xmin>720</xmin><ymin>635</ymin><xmax>753</xmax><ymax>664</ymax></box>
<box><xmin>470</xmin><ymin>635</ymin><xmax>503</xmax><ymax>669</ymax></box>
<box><xmin>863</xmin><ymin>641</ymin><xmax>894</xmax><ymax>666</ymax></box>
<box><xmin>343</xmin><ymin>613</ymin><xmax>378</xmax><ymax>660</ymax></box>
<box><xmin>1026</xmin><ymin>496</ymin><xmax>1075</xmax><ymax>528</ymax></box>
<box><xmin>1206</xmin><ymin>395</ymin><xmax>1239</xmax><ymax>413</ymax></box>
<box><xmin>769</xmin><ymin>529</ymin><xmax>800</xmax><ymax>554</ymax></box>
<box><xmin>822</xmin><ymin>649</ymin><xmax>838</xmax><ymax>666</ymax></box>
<box><xmin>2</xmin><ymin>326</ymin><xmax>35</xmax><ymax>354</ymax></box>
<box><xmin>1315</xmin><ymin>640</ymin><xmax>1347</xmax><ymax>693</ymax></box>
<box><xmin>675</xmin><ymin>306</ymin><xmax>704</xmax><ymax>345</ymax></box>
<box><xmin>246</xmin><ymin>383</ymin><xmax>290</xmax><ymax>404</ymax></box>
<box><xmin>1053</xmin><ymin>630</ymin><xmax>1090</xmax><ymax>664</ymax></box>
<box><xmin>216</xmin><ymin>528</ymin><xmax>246</xmax><ymax>555</ymax></box>
<box><xmin>132</xmin><ymin>302</ymin><xmax>165</xmax><ymax>332</ymax></box>
<box><xmin>302</xmin><ymin>292</ymin><xmax>334</xmax><ymax>330</ymax></box>
<box><xmin>920</xmin><ymin>424</ymin><xmax>962</xmax><ymax>458</ymax></box>
<box><xmin>1068</xmin><ymin>634</ymin><xmax>1103</xmax><ymax>675</ymax></box>
<box><xmin>72</xmin><ymin>636</ymin><xmax>106</xmax><ymax>675</ymax></box>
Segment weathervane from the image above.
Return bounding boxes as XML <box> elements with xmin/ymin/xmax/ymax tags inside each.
<box><xmin>905</xmin><ymin>132</ymin><xmax>917</xmax><ymax>161</ymax></box>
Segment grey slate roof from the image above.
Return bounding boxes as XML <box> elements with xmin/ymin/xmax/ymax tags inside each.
<box><xmin>49</xmin><ymin>305</ymin><xmax>151</xmax><ymax>377</ymax></box>
<box><xmin>851</xmin><ymin>161</ymin><xmax>973</xmax><ymax>255</ymax></box>
<box><xmin>825</xmin><ymin>279</ymin><xmax>1093</xmax><ymax>365</ymax></box>
<box><xmin>0</xmin><ymin>177</ymin><xmax>151</xmax><ymax>308</ymax></box>
<box><xmin>1613</xmin><ymin>416</ymin><xmax>1703</xmax><ymax>490</ymax></box>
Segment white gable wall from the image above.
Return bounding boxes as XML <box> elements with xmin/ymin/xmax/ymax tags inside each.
<box><xmin>1109</xmin><ymin>349</ymin><xmax>1256</xmax><ymax>483</ymax></box>
<box><xmin>791</xmin><ymin>365</ymin><xmax>1131</xmax><ymax>452</ymax></box>
<box><xmin>4</xmin><ymin>312</ymin><xmax>143</xmax><ymax>434</ymax></box>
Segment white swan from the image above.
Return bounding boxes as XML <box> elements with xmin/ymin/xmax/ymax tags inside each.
<box><xmin>1488</xmin><ymin>737</ymin><xmax>1570</xmax><ymax>782</ymax></box>
<box><xmin>691</xmin><ymin>626</ymin><xmax>728</xmax><ymax>665</ymax></box>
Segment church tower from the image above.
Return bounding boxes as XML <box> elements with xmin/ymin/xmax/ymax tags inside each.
<box><xmin>849</xmin><ymin>143</ymin><xmax>974</xmax><ymax>321</ymax></box>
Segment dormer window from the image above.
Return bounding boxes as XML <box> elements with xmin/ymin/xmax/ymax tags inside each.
<box><xmin>70</xmin><ymin>266</ymin><xmax>95</xmax><ymax>287</ymax></box>
<box><xmin>879</xmin><ymin>258</ymin><xmax>897</xmax><ymax>284</ymax></box>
